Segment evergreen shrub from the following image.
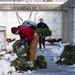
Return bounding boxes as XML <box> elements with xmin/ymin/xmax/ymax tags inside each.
<box><xmin>56</xmin><ymin>45</ymin><xmax>75</xmax><ymax>65</ymax></box>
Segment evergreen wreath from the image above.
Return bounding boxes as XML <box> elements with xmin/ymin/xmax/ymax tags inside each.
<box><xmin>36</xmin><ymin>28</ymin><xmax>52</xmax><ymax>37</ymax></box>
<box><xmin>11</xmin><ymin>40</ymin><xmax>47</xmax><ymax>71</ymax></box>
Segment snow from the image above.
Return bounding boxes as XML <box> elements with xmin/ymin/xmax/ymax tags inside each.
<box><xmin>0</xmin><ymin>41</ymin><xmax>75</xmax><ymax>75</ymax></box>
<box><xmin>4</xmin><ymin>53</ymin><xmax>17</xmax><ymax>61</ymax></box>
<box><xmin>0</xmin><ymin>59</ymin><xmax>15</xmax><ymax>75</ymax></box>
<box><xmin>0</xmin><ymin>41</ymin><xmax>17</xmax><ymax>75</ymax></box>
<box><xmin>12</xmin><ymin>70</ymin><xmax>32</xmax><ymax>75</ymax></box>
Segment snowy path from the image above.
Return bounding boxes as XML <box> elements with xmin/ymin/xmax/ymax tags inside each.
<box><xmin>13</xmin><ymin>45</ymin><xmax>75</xmax><ymax>75</ymax></box>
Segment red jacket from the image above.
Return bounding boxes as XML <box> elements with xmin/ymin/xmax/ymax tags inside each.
<box><xmin>17</xmin><ymin>26</ymin><xmax>35</xmax><ymax>42</ymax></box>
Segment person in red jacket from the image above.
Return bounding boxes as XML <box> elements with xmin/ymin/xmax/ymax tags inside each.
<box><xmin>11</xmin><ymin>25</ymin><xmax>39</xmax><ymax>62</ymax></box>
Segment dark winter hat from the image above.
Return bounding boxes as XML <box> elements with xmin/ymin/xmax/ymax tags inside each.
<box><xmin>11</xmin><ymin>27</ymin><xmax>17</xmax><ymax>34</ymax></box>
<box><xmin>39</xmin><ymin>18</ymin><xmax>43</xmax><ymax>20</ymax></box>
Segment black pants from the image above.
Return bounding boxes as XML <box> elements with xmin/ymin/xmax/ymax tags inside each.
<box><xmin>39</xmin><ymin>36</ymin><xmax>45</xmax><ymax>48</ymax></box>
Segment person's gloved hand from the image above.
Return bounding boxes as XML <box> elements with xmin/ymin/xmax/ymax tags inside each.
<box><xmin>20</xmin><ymin>40</ymin><xmax>26</xmax><ymax>45</ymax></box>
<box><xmin>42</xmin><ymin>36</ymin><xmax>45</xmax><ymax>38</ymax></box>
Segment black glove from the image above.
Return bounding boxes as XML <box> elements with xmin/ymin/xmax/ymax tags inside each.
<box><xmin>20</xmin><ymin>40</ymin><xmax>26</xmax><ymax>45</ymax></box>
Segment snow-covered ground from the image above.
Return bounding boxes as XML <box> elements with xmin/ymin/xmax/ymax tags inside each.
<box><xmin>0</xmin><ymin>41</ymin><xmax>75</xmax><ymax>75</ymax></box>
